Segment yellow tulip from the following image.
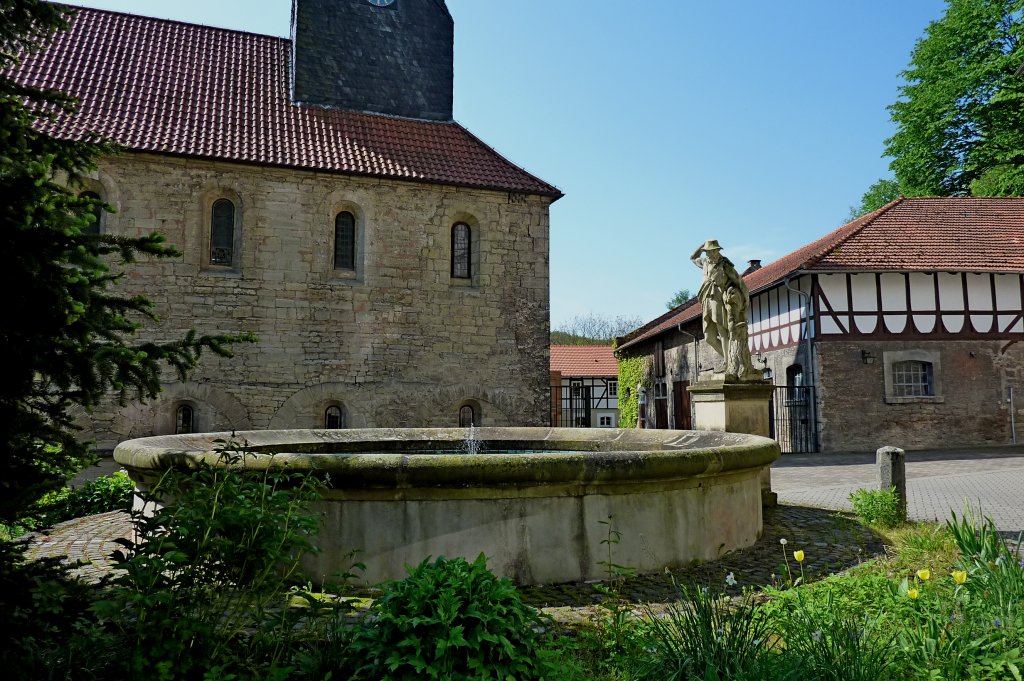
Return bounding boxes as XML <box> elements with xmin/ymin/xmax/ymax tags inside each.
<box><xmin>908</xmin><ymin>587</ymin><xmax>919</xmax><ymax>600</ymax></box>
<box><xmin>951</xmin><ymin>570</ymin><xmax>967</xmax><ymax>585</ymax></box>
<box><xmin>916</xmin><ymin>569</ymin><xmax>931</xmax><ymax>582</ymax></box>
<box><xmin>793</xmin><ymin>550</ymin><xmax>805</xmax><ymax>563</ymax></box>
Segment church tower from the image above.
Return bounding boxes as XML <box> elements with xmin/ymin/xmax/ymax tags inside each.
<box><xmin>290</xmin><ymin>0</ymin><xmax>454</xmax><ymax>121</ymax></box>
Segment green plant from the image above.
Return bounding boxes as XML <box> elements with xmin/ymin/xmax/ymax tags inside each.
<box><xmin>27</xmin><ymin>470</ymin><xmax>135</xmax><ymax>530</ymax></box>
<box><xmin>771</xmin><ymin>589</ymin><xmax>896</xmax><ymax>681</ymax></box>
<box><xmin>592</xmin><ymin>515</ymin><xmax>640</xmax><ymax>662</ymax></box>
<box><xmin>616</xmin><ymin>354</ymin><xmax>649</xmax><ymax>427</ymax></box>
<box><xmin>849</xmin><ymin>487</ymin><xmax>905</xmax><ymax>528</ymax></box>
<box><xmin>633</xmin><ymin>584</ymin><xmax>775</xmax><ymax>681</ymax></box>
<box><xmin>0</xmin><ymin>540</ymin><xmax>119</xmax><ymax>680</ymax></box>
<box><xmin>346</xmin><ymin>553</ymin><xmax>551</xmax><ymax>680</ymax></box>
<box><xmin>92</xmin><ymin>443</ymin><xmax>325</xmax><ymax>680</ymax></box>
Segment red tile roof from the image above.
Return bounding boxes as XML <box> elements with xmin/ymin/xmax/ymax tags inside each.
<box><xmin>7</xmin><ymin>5</ymin><xmax>562</xmax><ymax>198</ymax></box>
<box><xmin>617</xmin><ymin>197</ymin><xmax>1024</xmax><ymax>351</ymax></box>
<box><xmin>550</xmin><ymin>345</ymin><xmax>618</xmax><ymax>378</ymax></box>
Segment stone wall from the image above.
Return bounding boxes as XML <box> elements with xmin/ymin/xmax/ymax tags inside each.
<box><xmin>81</xmin><ymin>152</ymin><xmax>552</xmax><ymax>449</ymax></box>
<box><xmin>815</xmin><ymin>339</ymin><xmax>1022</xmax><ymax>452</ymax></box>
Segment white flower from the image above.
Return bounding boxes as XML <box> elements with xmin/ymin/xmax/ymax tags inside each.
<box><xmin>725</xmin><ymin>572</ymin><xmax>737</xmax><ymax>587</ymax></box>
<box><xmin>811</xmin><ymin>630</ymin><xmax>822</xmax><ymax>642</ymax></box>
<box><xmin>779</xmin><ymin>538</ymin><xmax>788</xmax><ymax>546</ymax></box>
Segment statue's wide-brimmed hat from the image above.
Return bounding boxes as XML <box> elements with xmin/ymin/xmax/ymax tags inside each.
<box><xmin>701</xmin><ymin>239</ymin><xmax>722</xmax><ymax>251</ymax></box>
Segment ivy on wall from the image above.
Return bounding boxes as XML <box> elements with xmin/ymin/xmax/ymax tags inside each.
<box><xmin>616</xmin><ymin>353</ymin><xmax>650</xmax><ymax>428</ymax></box>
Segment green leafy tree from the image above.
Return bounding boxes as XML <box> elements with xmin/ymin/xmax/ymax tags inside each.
<box><xmin>0</xmin><ymin>0</ymin><xmax>250</xmax><ymax>522</ymax></box>
<box><xmin>847</xmin><ymin>178</ymin><xmax>903</xmax><ymax>220</ymax></box>
<box><xmin>887</xmin><ymin>0</ymin><xmax>1024</xmax><ymax>196</ymax></box>
<box><xmin>666</xmin><ymin>288</ymin><xmax>693</xmax><ymax>310</ymax></box>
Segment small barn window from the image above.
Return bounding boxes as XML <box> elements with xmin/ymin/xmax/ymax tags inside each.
<box><xmin>210</xmin><ymin>198</ymin><xmax>235</xmax><ymax>266</ymax></box>
<box><xmin>891</xmin><ymin>360</ymin><xmax>934</xmax><ymax>397</ymax></box>
<box><xmin>334</xmin><ymin>211</ymin><xmax>356</xmax><ymax>270</ymax></box>
<box><xmin>451</xmin><ymin>222</ymin><xmax>471</xmax><ymax>279</ymax></box>
<box><xmin>175</xmin><ymin>405</ymin><xmax>195</xmax><ymax>434</ymax></box>
<box><xmin>324</xmin><ymin>405</ymin><xmax>345</xmax><ymax>429</ymax></box>
<box><xmin>883</xmin><ymin>350</ymin><xmax>942</xmax><ymax>404</ymax></box>
<box><xmin>79</xmin><ymin>191</ymin><xmax>103</xmax><ymax>234</ymax></box>
<box><xmin>459</xmin><ymin>405</ymin><xmax>476</xmax><ymax>427</ymax></box>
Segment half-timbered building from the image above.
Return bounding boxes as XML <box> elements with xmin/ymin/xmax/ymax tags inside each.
<box><xmin>616</xmin><ymin>197</ymin><xmax>1024</xmax><ymax>453</ymax></box>
<box><xmin>549</xmin><ymin>345</ymin><xmax>619</xmax><ymax>427</ymax></box>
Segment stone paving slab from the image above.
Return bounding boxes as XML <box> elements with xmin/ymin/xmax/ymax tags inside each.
<box><xmin>774</xmin><ymin>446</ymin><xmax>1024</xmax><ymax>544</ymax></box>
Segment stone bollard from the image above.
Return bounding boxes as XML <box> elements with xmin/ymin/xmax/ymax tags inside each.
<box><xmin>876</xmin><ymin>445</ymin><xmax>907</xmax><ymax>521</ymax></box>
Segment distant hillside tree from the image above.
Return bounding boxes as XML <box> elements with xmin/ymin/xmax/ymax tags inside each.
<box><xmin>666</xmin><ymin>288</ymin><xmax>692</xmax><ymax>310</ymax></box>
<box><xmin>887</xmin><ymin>0</ymin><xmax>1024</xmax><ymax>196</ymax></box>
<box><xmin>552</xmin><ymin>313</ymin><xmax>643</xmax><ymax>345</ymax></box>
<box><xmin>847</xmin><ymin>178</ymin><xmax>903</xmax><ymax>220</ymax></box>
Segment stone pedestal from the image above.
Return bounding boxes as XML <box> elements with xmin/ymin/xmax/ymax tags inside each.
<box><xmin>688</xmin><ymin>380</ymin><xmax>778</xmax><ymax>506</ymax></box>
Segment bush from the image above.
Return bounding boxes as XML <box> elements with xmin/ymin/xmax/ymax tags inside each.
<box><xmin>849</xmin><ymin>487</ymin><xmax>905</xmax><ymax>528</ymax></box>
<box><xmin>36</xmin><ymin>470</ymin><xmax>135</xmax><ymax>526</ymax></box>
<box><xmin>345</xmin><ymin>553</ymin><xmax>552</xmax><ymax>680</ymax></box>
<box><xmin>93</xmin><ymin>447</ymin><xmax>325</xmax><ymax>680</ymax></box>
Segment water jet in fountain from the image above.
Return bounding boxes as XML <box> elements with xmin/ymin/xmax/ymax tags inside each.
<box><xmin>114</xmin><ymin>427</ymin><xmax>779</xmax><ymax>585</ymax></box>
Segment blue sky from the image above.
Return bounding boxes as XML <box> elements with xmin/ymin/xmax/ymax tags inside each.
<box><xmin>70</xmin><ymin>0</ymin><xmax>948</xmax><ymax>329</ymax></box>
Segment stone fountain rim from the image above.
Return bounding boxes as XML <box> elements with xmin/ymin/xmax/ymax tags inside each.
<box><xmin>113</xmin><ymin>427</ymin><xmax>780</xmax><ymax>488</ymax></box>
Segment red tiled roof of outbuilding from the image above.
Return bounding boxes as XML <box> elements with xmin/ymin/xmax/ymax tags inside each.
<box><xmin>6</xmin><ymin>5</ymin><xmax>562</xmax><ymax>198</ymax></box>
<box><xmin>550</xmin><ymin>345</ymin><xmax>618</xmax><ymax>378</ymax></box>
<box><xmin>616</xmin><ymin>197</ymin><xmax>1024</xmax><ymax>351</ymax></box>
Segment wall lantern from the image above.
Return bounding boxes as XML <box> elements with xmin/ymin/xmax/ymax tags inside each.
<box><xmin>861</xmin><ymin>349</ymin><xmax>877</xmax><ymax>365</ymax></box>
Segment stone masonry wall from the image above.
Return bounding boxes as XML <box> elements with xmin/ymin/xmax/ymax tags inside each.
<box><xmin>81</xmin><ymin>153</ymin><xmax>552</xmax><ymax>449</ymax></box>
<box><xmin>816</xmin><ymin>339</ymin><xmax>1023</xmax><ymax>452</ymax></box>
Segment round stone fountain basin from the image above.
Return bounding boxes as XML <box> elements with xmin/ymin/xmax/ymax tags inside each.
<box><xmin>114</xmin><ymin>427</ymin><xmax>780</xmax><ymax>585</ymax></box>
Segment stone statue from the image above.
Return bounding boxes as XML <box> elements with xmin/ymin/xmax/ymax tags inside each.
<box><xmin>690</xmin><ymin>239</ymin><xmax>761</xmax><ymax>381</ymax></box>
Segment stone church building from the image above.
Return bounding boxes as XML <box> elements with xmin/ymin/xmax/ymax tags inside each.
<box><xmin>12</xmin><ymin>1</ymin><xmax>561</xmax><ymax>450</ymax></box>
<box><xmin>617</xmin><ymin>198</ymin><xmax>1024</xmax><ymax>454</ymax></box>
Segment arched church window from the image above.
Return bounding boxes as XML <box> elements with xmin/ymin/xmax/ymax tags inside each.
<box><xmin>451</xmin><ymin>222</ymin><xmax>471</xmax><ymax>279</ymax></box>
<box><xmin>79</xmin><ymin>190</ymin><xmax>103</xmax><ymax>235</ymax></box>
<box><xmin>210</xmin><ymin>198</ymin><xmax>235</xmax><ymax>266</ymax></box>
<box><xmin>459</xmin><ymin>405</ymin><xmax>476</xmax><ymax>428</ymax></box>
<box><xmin>334</xmin><ymin>211</ymin><xmax>356</xmax><ymax>270</ymax></box>
<box><xmin>175</xmin><ymin>404</ymin><xmax>195</xmax><ymax>434</ymax></box>
<box><xmin>325</xmin><ymin>405</ymin><xmax>346</xmax><ymax>429</ymax></box>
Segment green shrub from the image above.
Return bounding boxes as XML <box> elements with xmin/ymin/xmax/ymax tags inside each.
<box><xmin>1</xmin><ymin>470</ymin><xmax>136</xmax><ymax>539</ymax></box>
<box><xmin>37</xmin><ymin>470</ymin><xmax>135</xmax><ymax>525</ymax></box>
<box><xmin>849</xmin><ymin>487</ymin><xmax>905</xmax><ymax>528</ymax></box>
<box><xmin>93</xmin><ymin>446</ymin><xmax>325</xmax><ymax>680</ymax></box>
<box><xmin>346</xmin><ymin>553</ymin><xmax>551</xmax><ymax>680</ymax></box>
<box><xmin>0</xmin><ymin>540</ymin><xmax>118</xmax><ymax>680</ymax></box>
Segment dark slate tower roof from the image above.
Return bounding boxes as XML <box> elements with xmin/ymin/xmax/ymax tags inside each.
<box><xmin>291</xmin><ymin>0</ymin><xmax>454</xmax><ymax>121</ymax></box>
<box><xmin>6</xmin><ymin>5</ymin><xmax>561</xmax><ymax>197</ymax></box>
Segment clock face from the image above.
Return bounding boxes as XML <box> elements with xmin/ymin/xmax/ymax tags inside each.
<box><xmin>367</xmin><ymin>0</ymin><xmax>396</xmax><ymax>6</ymax></box>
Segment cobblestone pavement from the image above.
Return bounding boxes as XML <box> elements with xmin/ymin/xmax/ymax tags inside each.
<box><xmin>773</xmin><ymin>446</ymin><xmax>1024</xmax><ymax>544</ymax></box>
<box><xmin>23</xmin><ymin>510</ymin><xmax>133</xmax><ymax>583</ymax></box>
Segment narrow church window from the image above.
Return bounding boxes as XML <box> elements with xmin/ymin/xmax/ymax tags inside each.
<box><xmin>451</xmin><ymin>222</ymin><xmax>471</xmax><ymax>279</ymax></box>
<box><xmin>79</xmin><ymin>190</ymin><xmax>103</xmax><ymax>235</ymax></box>
<box><xmin>892</xmin><ymin>360</ymin><xmax>934</xmax><ymax>397</ymax></box>
<box><xmin>325</xmin><ymin>405</ymin><xmax>345</xmax><ymax>429</ymax></box>
<box><xmin>175</xmin><ymin>404</ymin><xmax>195</xmax><ymax>434</ymax></box>
<box><xmin>334</xmin><ymin>211</ymin><xmax>356</xmax><ymax>270</ymax></box>
<box><xmin>210</xmin><ymin>198</ymin><xmax>235</xmax><ymax>266</ymax></box>
<box><xmin>459</xmin><ymin>405</ymin><xmax>476</xmax><ymax>427</ymax></box>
